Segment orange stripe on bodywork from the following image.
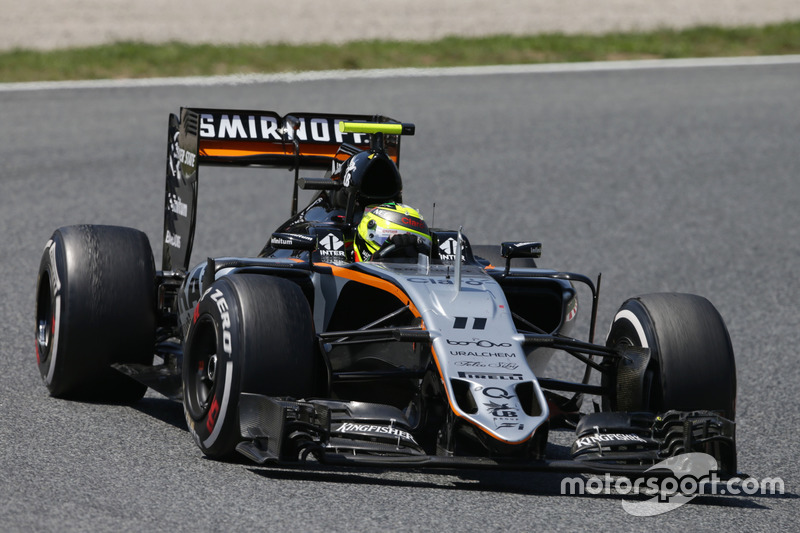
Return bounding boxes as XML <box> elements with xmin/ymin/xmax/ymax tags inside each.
<box><xmin>199</xmin><ymin>140</ymin><xmax>288</xmax><ymax>157</ymax></box>
<box><xmin>197</xmin><ymin>141</ymin><xmax>401</xmax><ymax>163</ymax></box>
<box><xmin>200</xmin><ymin>146</ymin><xmax>344</xmax><ymax>159</ymax></box>
<box><xmin>294</xmin><ymin>260</ymin><xmax>530</xmax><ymax>446</ymax></box>
<box><xmin>321</xmin><ymin>263</ymin><xmax>421</xmax><ymax>318</ymax></box>
<box><xmin>198</xmin><ymin>140</ymin><xmax>399</xmax><ymax>163</ymax></box>
<box><xmin>320</xmin><ymin>262</ymin><xmax>532</xmax><ymax>446</ymax></box>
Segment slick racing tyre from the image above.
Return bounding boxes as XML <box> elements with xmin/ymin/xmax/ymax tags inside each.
<box><xmin>35</xmin><ymin>225</ymin><xmax>156</xmax><ymax>402</ymax></box>
<box><xmin>182</xmin><ymin>274</ymin><xmax>319</xmax><ymax>459</ymax></box>
<box><xmin>604</xmin><ymin>293</ymin><xmax>736</xmax><ymax>420</ymax></box>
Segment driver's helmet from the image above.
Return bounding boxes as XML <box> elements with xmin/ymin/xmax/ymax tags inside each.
<box><xmin>354</xmin><ymin>202</ymin><xmax>431</xmax><ymax>262</ymax></box>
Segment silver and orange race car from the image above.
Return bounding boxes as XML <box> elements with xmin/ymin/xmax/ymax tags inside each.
<box><xmin>35</xmin><ymin>108</ymin><xmax>737</xmax><ymax>477</ymax></box>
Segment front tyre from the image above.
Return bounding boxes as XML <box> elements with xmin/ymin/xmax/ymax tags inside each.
<box><xmin>605</xmin><ymin>293</ymin><xmax>736</xmax><ymax>420</ymax></box>
<box><xmin>182</xmin><ymin>275</ymin><xmax>319</xmax><ymax>459</ymax></box>
<box><xmin>35</xmin><ymin>225</ymin><xmax>156</xmax><ymax>402</ymax></box>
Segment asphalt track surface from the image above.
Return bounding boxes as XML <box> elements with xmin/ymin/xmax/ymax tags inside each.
<box><xmin>1</xmin><ymin>59</ymin><xmax>798</xmax><ymax>531</ymax></box>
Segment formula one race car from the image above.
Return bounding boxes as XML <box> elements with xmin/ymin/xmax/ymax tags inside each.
<box><xmin>34</xmin><ymin>108</ymin><xmax>738</xmax><ymax>477</ymax></box>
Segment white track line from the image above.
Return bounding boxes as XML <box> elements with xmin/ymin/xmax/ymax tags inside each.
<box><xmin>3</xmin><ymin>55</ymin><xmax>800</xmax><ymax>92</ymax></box>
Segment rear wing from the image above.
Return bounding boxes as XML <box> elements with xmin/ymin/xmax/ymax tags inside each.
<box><xmin>162</xmin><ymin>108</ymin><xmax>405</xmax><ymax>272</ymax></box>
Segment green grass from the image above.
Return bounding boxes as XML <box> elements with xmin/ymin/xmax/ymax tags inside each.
<box><xmin>2</xmin><ymin>21</ymin><xmax>800</xmax><ymax>83</ymax></box>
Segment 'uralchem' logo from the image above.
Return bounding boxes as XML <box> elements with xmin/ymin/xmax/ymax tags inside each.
<box><xmin>560</xmin><ymin>452</ymin><xmax>784</xmax><ymax>516</ymax></box>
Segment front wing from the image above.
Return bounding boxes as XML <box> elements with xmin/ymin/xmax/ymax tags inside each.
<box><xmin>235</xmin><ymin>393</ymin><xmax>737</xmax><ymax>477</ymax></box>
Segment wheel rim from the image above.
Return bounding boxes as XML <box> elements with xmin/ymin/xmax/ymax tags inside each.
<box><xmin>35</xmin><ymin>271</ymin><xmax>54</xmax><ymax>365</ymax></box>
<box><xmin>185</xmin><ymin>319</ymin><xmax>219</xmax><ymax>419</ymax></box>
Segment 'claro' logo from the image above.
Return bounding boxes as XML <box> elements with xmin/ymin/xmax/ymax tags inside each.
<box><xmin>447</xmin><ymin>339</ymin><xmax>512</xmax><ymax>348</ymax></box>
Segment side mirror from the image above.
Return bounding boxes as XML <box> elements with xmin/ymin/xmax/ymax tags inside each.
<box><xmin>499</xmin><ymin>241</ymin><xmax>542</xmax><ymax>276</ymax></box>
<box><xmin>501</xmin><ymin>241</ymin><xmax>542</xmax><ymax>259</ymax></box>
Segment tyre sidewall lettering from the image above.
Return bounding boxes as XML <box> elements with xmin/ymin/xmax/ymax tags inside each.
<box><xmin>184</xmin><ymin>282</ymin><xmax>241</xmax><ymax>454</ymax></box>
<box><xmin>202</xmin><ymin>359</ymin><xmax>234</xmax><ymax>449</ymax></box>
<box><xmin>182</xmin><ymin>274</ymin><xmax>319</xmax><ymax>459</ymax></box>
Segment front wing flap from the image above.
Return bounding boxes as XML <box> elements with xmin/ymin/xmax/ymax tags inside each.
<box><xmin>236</xmin><ymin>394</ymin><xmax>425</xmax><ymax>464</ymax></box>
<box><xmin>571</xmin><ymin>410</ymin><xmax>737</xmax><ymax>474</ymax></box>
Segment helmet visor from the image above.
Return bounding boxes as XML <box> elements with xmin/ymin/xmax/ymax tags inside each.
<box><xmin>363</xmin><ymin>224</ymin><xmax>400</xmax><ymax>252</ymax></box>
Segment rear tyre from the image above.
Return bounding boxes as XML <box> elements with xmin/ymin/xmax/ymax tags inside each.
<box><xmin>182</xmin><ymin>274</ymin><xmax>319</xmax><ymax>459</ymax></box>
<box><xmin>35</xmin><ymin>225</ymin><xmax>156</xmax><ymax>402</ymax></box>
<box><xmin>604</xmin><ymin>293</ymin><xmax>736</xmax><ymax>420</ymax></box>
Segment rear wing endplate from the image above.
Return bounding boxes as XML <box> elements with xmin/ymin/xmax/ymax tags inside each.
<box><xmin>162</xmin><ymin>108</ymin><xmax>404</xmax><ymax>272</ymax></box>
